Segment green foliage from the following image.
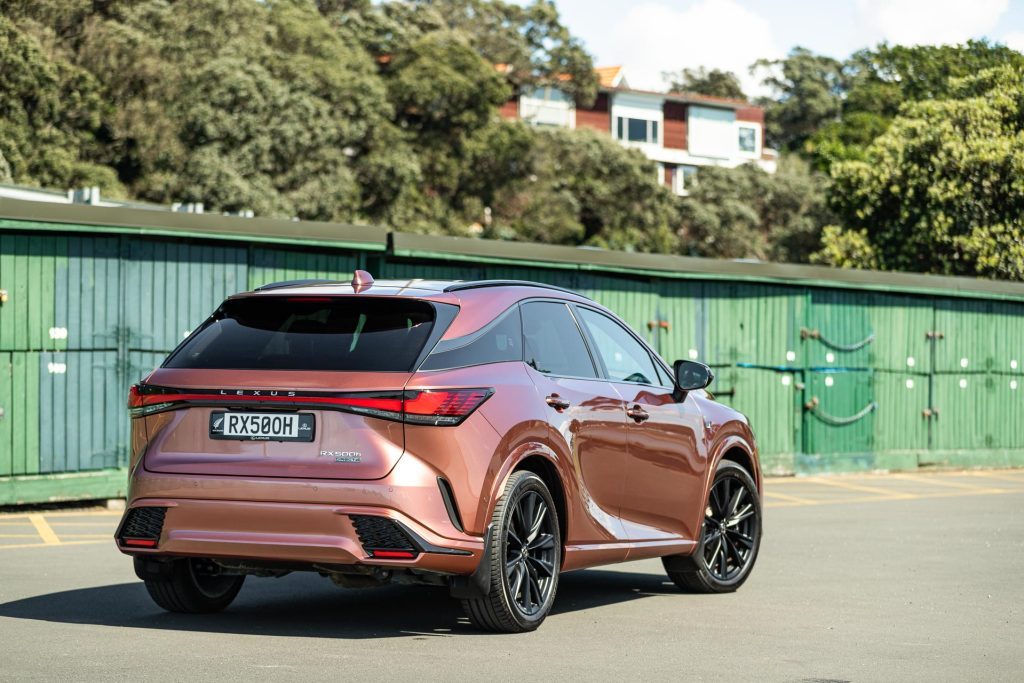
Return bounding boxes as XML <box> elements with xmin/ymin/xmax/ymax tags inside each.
<box><xmin>0</xmin><ymin>14</ymin><xmax>122</xmax><ymax>193</ymax></box>
<box><xmin>822</xmin><ymin>65</ymin><xmax>1024</xmax><ymax>280</ymax></box>
<box><xmin>753</xmin><ymin>47</ymin><xmax>843</xmax><ymax>151</ymax></box>
<box><xmin>676</xmin><ymin>155</ymin><xmax>834</xmax><ymax>262</ymax></box>
<box><xmin>663</xmin><ymin>66</ymin><xmax>745</xmax><ymax>100</ymax></box>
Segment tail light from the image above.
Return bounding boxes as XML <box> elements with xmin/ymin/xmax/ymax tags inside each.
<box><xmin>127</xmin><ymin>384</ymin><xmax>492</xmax><ymax>426</ymax></box>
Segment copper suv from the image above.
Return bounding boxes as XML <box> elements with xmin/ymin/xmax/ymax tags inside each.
<box><xmin>118</xmin><ymin>273</ymin><xmax>762</xmax><ymax>632</ymax></box>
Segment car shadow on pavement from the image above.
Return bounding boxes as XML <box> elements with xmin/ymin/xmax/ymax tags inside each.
<box><xmin>0</xmin><ymin>568</ymin><xmax>678</xmax><ymax>638</ymax></box>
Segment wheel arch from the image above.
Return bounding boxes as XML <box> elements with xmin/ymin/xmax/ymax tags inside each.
<box><xmin>511</xmin><ymin>454</ymin><xmax>568</xmax><ymax>552</ymax></box>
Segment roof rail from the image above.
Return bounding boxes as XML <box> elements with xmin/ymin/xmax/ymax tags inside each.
<box><xmin>254</xmin><ymin>278</ymin><xmax>342</xmax><ymax>291</ymax></box>
<box><xmin>442</xmin><ymin>280</ymin><xmax>579</xmax><ymax>296</ymax></box>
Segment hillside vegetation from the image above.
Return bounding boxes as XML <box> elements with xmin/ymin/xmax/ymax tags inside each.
<box><xmin>1</xmin><ymin>1</ymin><xmax>1022</xmax><ymax>279</ymax></box>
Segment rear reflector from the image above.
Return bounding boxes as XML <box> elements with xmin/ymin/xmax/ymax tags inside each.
<box><xmin>122</xmin><ymin>538</ymin><xmax>158</xmax><ymax>548</ymax></box>
<box><xmin>128</xmin><ymin>384</ymin><xmax>492</xmax><ymax>426</ymax></box>
<box><xmin>368</xmin><ymin>550</ymin><xmax>417</xmax><ymax>559</ymax></box>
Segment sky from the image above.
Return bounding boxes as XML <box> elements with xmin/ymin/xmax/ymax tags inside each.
<box><xmin>549</xmin><ymin>0</ymin><xmax>1024</xmax><ymax>93</ymax></box>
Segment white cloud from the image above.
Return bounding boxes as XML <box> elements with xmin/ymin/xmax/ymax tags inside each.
<box><xmin>1000</xmin><ymin>30</ymin><xmax>1024</xmax><ymax>52</ymax></box>
<box><xmin>854</xmin><ymin>0</ymin><xmax>1010</xmax><ymax>45</ymax></box>
<box><xmin>603</xmin><ymin>0</ymin><xmax>781</xmax><ymax>96</ymax></box>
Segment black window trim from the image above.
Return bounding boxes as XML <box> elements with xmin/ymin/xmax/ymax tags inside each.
<box><xmin>570</xmin><ymin>303</ymin><xmax>676</xmax><ymax>392</ymax></box>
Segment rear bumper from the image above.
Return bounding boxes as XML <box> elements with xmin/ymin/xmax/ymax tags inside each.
<box><xmin>116</xmin><ymin>452</ymin><xmax>484</xmax><ymax>576</ymax></box>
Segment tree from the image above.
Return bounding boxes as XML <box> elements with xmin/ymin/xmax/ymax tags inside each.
<box><xmin>0</xmin><ymin>14</ymin><xmax>120</xmax><ymax>193</ymax></box>
<box><xmin>753</xmin><ymin>47</ymin><xmax>843</xmax><ymax>151</ymax></box>
<box><xmin>662</xmin><ymin>66</ymin><xmax>745</xmax><ymax>99</ymax></box>
<box><xmin>821</xmin><ymin>65</ymin><xmax>1024</xmax><ymax>280</ymax></box>
<box><xmin>805</xmin><ymin>39</ymin><xmax>1024</xmax><ymax>172</ymax></box>
<box><xmin>676</xmin><ymin>156</ymin><xmax>834</xmax><ymax>263</ymax></box>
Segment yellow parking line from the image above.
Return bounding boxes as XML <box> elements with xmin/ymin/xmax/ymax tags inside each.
<box><xmin>803</xmin><ymin>477</ymin><xmax>916</xmax><ymax>499</ymax></box>
<box><xmin>766</xmin><ymin>487</ymin><xmax>1013</xmax><ymax>510</ymax></box>
<box><xmin>956</xmin><ymin>472</ymin><xmax>1024</xmax><ymax>486</ymax></box>
<box><xmin>763</xmin><ymin>491</ymin><xmax>817</xmax><ymax>505</ymax></box>
<box><xmin>56</xmin><ymin>533</ymin><xmax>111</xmax><ymax>538</ymax></box>
<box><xmin>0</xmin><ymin>540</ymin><xmax>107</xmax><ymax>551</ymax></box>
<box><xmin>890</xmin><ymin>474</ymin><xmax>999</xmax><ymax>492</ymax></box>
<box><xmin>27</xmin><ymin>514</ymin><xmax>60</xmax><ymax>545</ymax></box>
<box><xmin>0</xmin><ymin>534</ymin><xmax>48</xmax><ymax>538</ymax></box>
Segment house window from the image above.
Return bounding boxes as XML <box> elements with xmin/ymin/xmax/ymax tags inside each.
<box><xmin>738</xmin><ymin>126</ymin><xmax>757</xmax><ymax>153</ymax></box>
<box><xmin>616</xmin><ymin>117</ymin><xmax>659</xmax><ymax>144</ymax></box>
<box><xmin>673</xmin><ymin>165</ymin><xmax>699</xmax><ymax>195</ymax></box>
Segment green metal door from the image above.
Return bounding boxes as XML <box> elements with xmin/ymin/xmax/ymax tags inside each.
<box><xmin>871</xmin><ymin>370</ymin><xmax>929</xmax><ymax>469</ymax></box>
<box><xmin>713</xmin><ymin>366</ymin><xmax>800</xmax><ymax>474</ymax></box>
<box><xmin>123</xmin><ymin>239</ymin><xmax>247</xmax><ymax>352</ymax></box>
<box><xmin>929</xmin><ymin>373</ymin><xmax>998</xmax><ymax>453</ymax></box>
<box><xmin>804</xmin><ymin>290</ymin><xmax>874</xmax><ymax>369</ymax></box>
<box><xmin>656</xmin><ymin>280</ymin><xmax>702</xmax><ymax>365</ymax></box>
<box><xmin>0</xmin><ymin>352</ymin><xmax>41</xmax><ymax>476</ymax></box>
<box><xmin>801</xmin><ymin>370</ymin><xmax>877</xmax><ymax>471</ymax></box>
<box><xmin>0</xmin><ymin>234</ymin><xmax>58</xmax><ymax>351</ymax></box>
<box><xmin>39</xmin><ymin>351</ymin><xmax>126</xmax><ymax>474</ymax></box>
<box><xmin>933</xmin><ymin>299</ymin><xmax>997</xmax><ymax>373</ymax></box>
<box><xmin>704</xmin><ymin>284</ymin><xmax>801</xmax><ymax>368</ymax></box>
<box><xmin>56</xmin><ymin>235</ymin><xmax>121</xmax><ymax>351</ymax></box>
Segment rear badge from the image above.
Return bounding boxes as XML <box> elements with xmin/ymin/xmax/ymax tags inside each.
<box><xmin>322</xmin><ymin>450</ymin><xmax>361</xmax><ymax>463</ymax></box>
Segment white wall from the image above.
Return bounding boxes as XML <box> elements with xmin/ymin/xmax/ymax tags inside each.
<box><xmin>687</xmin><ymin>106</ymin><xmax>737</xmax><ymax>160</ymax></box>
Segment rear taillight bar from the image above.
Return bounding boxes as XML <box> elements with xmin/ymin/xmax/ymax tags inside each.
<box><xmin>127</xmin><ymin>384</ymin><xmax>492</xmax><ymax>426</ymax></box>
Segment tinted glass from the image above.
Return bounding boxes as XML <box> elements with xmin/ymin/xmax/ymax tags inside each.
<box><xmin>627</xmin><ymin>118</ymin><xmax>648</xmax><ymax>142</ymax></box>
<box><xmin>164</xmin><ymin>297</ymin><xmax>434</xmax><ymax>371</ymax></box>
<box><xmin>577</xmin><ymin>308</ymin><xmax>659</xmax><ymax>385</ymax></box>
<box><xmin>521</xmin><ymin>302</ymin><xmax>597</xmax><ymax>378</ymax></box>
<box><xmin>421</xmin><ymin>306</ymin><xmax>522</xmax><ymax>370</ymax></box>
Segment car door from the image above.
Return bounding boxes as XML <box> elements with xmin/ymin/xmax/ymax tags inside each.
<box><xmin>520</xmin><ymin>301</ymin><xmax>630</xmax><ymax>547</ymax></box>
<box><xmin>574</xmin><ymin>305</ymin><xmax>708</xmax><ymax>543</ymax></box>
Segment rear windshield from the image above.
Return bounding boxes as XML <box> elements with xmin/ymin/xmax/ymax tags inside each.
<box><xmin>164</xmin><ymin>297</ymin><xmax>435</xmax><ymax>371</ymax></box>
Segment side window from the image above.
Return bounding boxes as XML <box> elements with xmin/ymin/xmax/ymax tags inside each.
<box><xmin>653</xmin><ymin>360</ymin><xmax>674</xmax><ymax>388</ymax></box>
<box><xmin>420</xmin><ymin>306</ymin><xmax>522</xmax><ymax>371</ymax></box>
<box><xmin>521</xmin><ymin>302</ymin><xmax>597</xmax><ymax>378</ymax></box>
<box><xmin>576</xmin><ymin>307</ymin><xmax>660</xmax><ymax>385</ymax></box>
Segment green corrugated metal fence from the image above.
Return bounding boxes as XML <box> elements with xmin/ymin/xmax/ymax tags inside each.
<box><xmin>2</xmin><ymin>210</ymin><xmax>1024</xmax><ymax>504</ymax></box>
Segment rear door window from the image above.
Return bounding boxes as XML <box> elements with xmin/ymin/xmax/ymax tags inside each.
<box><xmin>164</xmin><ymin>296</ymin><xmax>434</xmax><ymax>371</ymax></box>
<box><xmin>521</xmin><ymin>301</ymin><xmax>597</xmax><ymax>378</ymax></box>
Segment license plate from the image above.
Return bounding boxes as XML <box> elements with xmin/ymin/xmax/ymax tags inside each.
<box><xmin>209</xmin><ymin>412</ymin><xmax>315</xmax><ymax>442</ymax></box>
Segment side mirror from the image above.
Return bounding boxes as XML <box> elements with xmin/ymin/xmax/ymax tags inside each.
<box><xmin>674</xmin><ymin>360</ymin><xmax>714</xmax><ymax>391</ymax></box>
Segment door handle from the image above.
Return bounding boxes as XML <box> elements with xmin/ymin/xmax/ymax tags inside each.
<box><xmin>545</xmin><ymin>394</ymin><xmax>570</xmax><ymax>411</ymax></box>
<box><xmin>626</xmin><ymin>405</ymin><xmax>649</xmax><ymax>423</ymax></box>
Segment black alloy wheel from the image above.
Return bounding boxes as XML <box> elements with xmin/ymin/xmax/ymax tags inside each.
<box><xmin>461</xmin><ymin>471</ymin><xmax>561</xmax><ymax>632</ymax></box>
<box><xmin>663</xmin><ymin>460</ymin><xmax>761</xmax><ymax>593</ymax></box>
<box><xmin>504</xmin><ymin>489</ymin><xmax>558</xmax><ymax>616</ymax></box>
<box><xmin>701</xmin><ymin>472</ymin><xmax>758</xmax><ymax>581</ymax></box>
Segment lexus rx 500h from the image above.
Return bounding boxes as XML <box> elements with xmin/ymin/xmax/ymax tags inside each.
<box><xmin>118</xmin><ymin>272</ymin><xmax>762</xmax><ymax>632</ymax></box>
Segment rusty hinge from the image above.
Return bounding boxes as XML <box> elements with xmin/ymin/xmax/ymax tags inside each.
<box><xmin>922</xmin><ymin>407</ymin><xmax>940</xmax><ymax>418</ymax></box>
<box><xmin>800</xmin><ymin>327</ymin><xmax>820</xmax><ymax>340</ymax></box>
<box><xmin>803</xmin><ymin>396</ymin><xmax>820</xmax><ymax>410</ymax></box>
<box><xmin>646</xmin><ymin>320</ymin><xmax>671</xmax><ymax>331</ymax></box>
<box><xmin>925</xmin><ymin>331</ymin><xmax>945</xmax><ymax>340</ymax></box>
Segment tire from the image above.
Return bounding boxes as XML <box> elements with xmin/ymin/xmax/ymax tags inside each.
<box><xmin>462</xmin><ymin>471</ymin><xmax>561</xmax><ymax>632</ymax></box>
<box><xmin>142</xmin><ymin>558</ymin><xmax>245</xmax><ymax>613</ymax></box>
<box><xmin>663</xmin><ymin>460</ymin><xmax>762</xmax><ymax>593</ymax></box>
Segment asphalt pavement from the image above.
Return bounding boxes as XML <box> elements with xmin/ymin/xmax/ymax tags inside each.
<box><xmin>1</xmin><ymin>469</ymin><xmax>1023</xmax><ymax>681</ymax></box>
